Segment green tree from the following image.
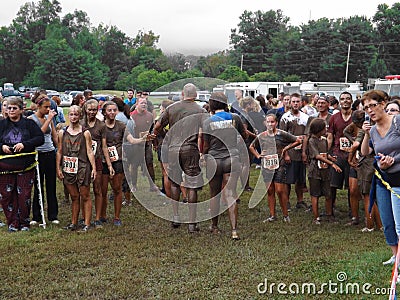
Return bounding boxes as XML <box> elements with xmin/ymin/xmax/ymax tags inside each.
<box><xmin>373</xmin><ymin>3</ymin><xmax>400</xmax><ymax>74</ymax></box>
<box><xmin>114</xmin><ymin>64</ymin><xmax>148</xmax><ymax>91</ymax></box>
<box><xmin>196</xmin><ymin>52</ymin><xmax>231</xmax><ymax>78</ymax></box>
<box><xmin>367</xmin><ymin>52</ymin><xmax>389</xmax><ymax>78</ymax></box>
<box><xmin>26</xmin><ymin>38</ymin><xmax>108</xmax><ymax>90</ymax></box>
<box><xmin>230</xmin><ymin>10</ymin><xmax>289</xmax><ymax>75</ymax></box>
<box><xmin>217</xmin><ymin>66</ymin><xmax>249</xmax><ymax>82</ymax></box>
<box><xmin>283</xmin><ymin>74</ymin><xmax>301</xmax><ymax>82</ymax></box>
<box><xmin>250</xmin><ymin>71</ymin><xmax>280</xmax><ymax>82</ymax></box>
<box><xmin>300</xmin><ymin>18</ymin><xmax>342</xmax><ymax>81</ymax></box>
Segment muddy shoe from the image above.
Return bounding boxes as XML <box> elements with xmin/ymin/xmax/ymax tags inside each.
<box><xmin>188</xmin><ymin>223</ymin><xmax>200</xmax><ymax>233</ymax></box>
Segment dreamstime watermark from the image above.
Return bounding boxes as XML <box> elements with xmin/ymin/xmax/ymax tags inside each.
<box><xmin>257</xmin><ymin>272</ymin><xmax>394</xmax><ymax>296</ymax></box>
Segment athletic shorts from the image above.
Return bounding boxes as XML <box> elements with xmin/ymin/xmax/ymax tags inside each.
<box><xmin>285</xmin><ymin>160</ymin><xmax>306</xmax><ymax>185</ymax></box>
<box><xmin>330</xmin><ymin>157</ymin><xmax>350</xmax><ymax>189</ymax></box>
<box><xmin>102</xmin><ymin>161</ymin><xmax>124</xmax><ymax>175</ymax></box>
<box><xmin>309</xmin><ymin>177</ymin><xmax>331</xmax><ymax>198</ymax></box>
<box><xmin>206</xmin><ymin>156</ymin><xmax>241</xmax><ymax>179</ymax></box>
<box><xmin>167</xmin><ymin>150</ymin><xmax>203</xmax><ymax>188</ymax></box>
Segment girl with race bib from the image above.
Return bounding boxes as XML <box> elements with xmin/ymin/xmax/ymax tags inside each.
<box><xmin>82</xmin><ymin>99</ymin><xmax>114</xmax><ymax>228</ymax></box>
<box><xmin>56</xmin><ymin>105</ymin><xmax>96</xmax><ymax>232</ymax></box>
<box><xmin>100</xmin><ymin>101</ymin><xmax>153</xmax><ymax>226</ymax></box>
<box><xmin>307</xmin><ymin>118</ymin><xmax>342</xmax><ymax>224</ymax></box>
<box><xmin>249</xmin><ymin>114</ymin><xmax>301</xmax><ymax>223</ymax></box>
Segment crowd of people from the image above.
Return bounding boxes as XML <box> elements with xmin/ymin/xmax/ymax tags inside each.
<box><xmin>0</xmin><ymin>84</ymin><xmax>400</xmax><ymax>256</ymax></box>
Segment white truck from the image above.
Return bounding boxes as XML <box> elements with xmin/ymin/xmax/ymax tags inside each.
<box><xmin>223</xmin><ymin>81</ymin><xmax>300</xmax><ymax>104</ymax></box>
<box><xmin>373</xmin><ymin>75</ymin><xmax>400</xmax><ymax>96</ymax></box>
<box><xmin>299</xmin><ymin>82</ymin><xmax>363</xmax><ymax>99</ymax></box>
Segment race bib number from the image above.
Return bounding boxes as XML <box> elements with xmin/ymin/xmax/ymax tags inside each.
<box><xmin>318</xmin><ymin>153</ymin><xmax>329</xmax><ymax>169</ymax></box>
<box><xmin>92</xmin><ymin>141</ymin><xmax>97</xmax><ymax>155</ymax></box>
<box><xmin>339</xmin><ymin>137</ymin><xmax>351</xmax><ymax>150</ymax></box>
<box><xmin>262</xmin><ymin>154</ymin><xmax>279</xmax><ymax>170</ymax></box>
<box><xmin>295</xmin><ymin>135</ymin><xmax>305</xmax><ymax>150</ymax></box>
<box><xmin>108</xmin><ymin>146</ymin><xmax>119</xmax><ymax>162</ymax></box>
<box><xmin>63</xmin><ymin>156</ymin><xmax>78</xmax><ymax>174</ymax></box>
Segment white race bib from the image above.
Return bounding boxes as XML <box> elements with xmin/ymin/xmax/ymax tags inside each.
<box><xmin>92</xmin><ymin>140</ymin><xmax>97</xmax><ymax>155</ymax></box>
<box><xmin>262</xmin><ymin>154</ymin><xmax>279</xmax><ymax>170</ymax></box>
<box><xmin>339</xmin><ymin>137</ymin><xmax>351</xmax><ymax>150</ymax></box>
<box><xmin>317</xmin><ymin>153</ymin><xmax>329</xmax><ymax>169</ymax></box>
<box><xmin>63</xmin><ymin>156</ymin><xmax>78</xmax><ymax>174</ymax></box>
<box><xmin>108</xmin><ymin>146</ymin><xmax>119</xmax><ymax>162</ymax></box>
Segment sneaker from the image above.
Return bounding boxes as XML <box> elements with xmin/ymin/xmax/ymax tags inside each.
<box><xmin>361</xmin><ymin>227</ymin><xmax>374</xmax><ymax>233</ymax></box>
<box><xmin>8</xmin><ymin>225</ymin><xmax>18</xmax><ymax>232</ymax></box>
<box><xmin>188</xmin><ymin>223</ymin><xmax>200</xmax><ymax>233</ymax></box>
<box><xmin>209</xmin><ymin>225</ymin><xmax>221</xmax><ymax>234</ymax></box>
<box><xmin>255</xmin><ymin>164</ymin><xmax>261</xmax><ymax>169</ymax></box>
<box><xmin>51</xmin><ymin>220</ymin><xmax>60</xmax><ymax>225</ymax></box>
<box><xmin>383</xmin><ymin>255</ymin><xmax>396</xmax><ymax>265</ymax></box>
<box><xmin>21</xmin><ymin>226</ymin><xmax>30</xmax><ymax>231</ymax></box>
<box><xmin>283</xmin><ymin>216</ymin><xmax>291</xmax><ymax>223</ymax></box>
<box><xmin>78</xmin><ymin>219</ymin><xmax>85</xmax><ymax>227</ymax></box>
<box><xmin>99</xmin><ymin>217</ymin><xmax>108</xmax><ymax>224</ymax></box>
<box><xmin>263</xmin><ymin>216</ymin><xmax>277</xmax><ymax>223</ymax></box>
<box><xmin>345</xmin><ymin>217</ymin><xmax>359</xmax><ymax>226</ymax></box>
<box><xmin>171</xmin><ymin>215</ymin><xmax>181</xmax><ymax>228</ymax></box>
<box><xmin>63</xmin><ymin>223</ymin><xmax>77</xmax><ymax>231</ymax></box>
<box><xmin>30</xmin><ymin>220</ymin><xmax>38</xmax><ymax>226</ymax></box>
<box><xmin>113</xmin><ymin>218</ymin><xmax>122</xmax><ymax>226</ymax></box>
<box><xmin>231</xmin><ymin>230</ymin><xmax>240</xmax><ymax>240</ymax></box>
<box><xmin>0</xmin><ymin>221</ymin><xmax>5</xmax><ymax>227</ymax></box>
<box><xmin>287</xmin><ymin>202</ymin><xmax>291</xmax><ymax>212</ymax></box>
<box><xmin>78</xmin><ymin>225</ymin><xmax>90</xmax><ymax>233</ymax></box>
<box><xmin>244</xmin><ymin>186</ymin><xmax>254</xmax><ymax>192</ymax></box>
<box><xmin>313</xmin><ymin>218</ymin><xmax>321</xmax><ymax>225</ymax></box>
<box><xmin>296</xmin><ymin>201</ymin><xmax>308</xmax><ymax>209</ymax></box>
<box><xmin>94</xmin><ymin>220</ymin><xmax>103</xmax><ymax>229</ymax></box>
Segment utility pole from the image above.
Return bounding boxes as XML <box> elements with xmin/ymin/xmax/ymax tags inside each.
<box><xmin>345</xmin><ymin>43</ymin><xmax>351</xmax><ymax>83</ymax></box>
<box><xmin>240</xmin><ymin>54</ymin><xmax>244</xmax><ymax>71</ymax></box>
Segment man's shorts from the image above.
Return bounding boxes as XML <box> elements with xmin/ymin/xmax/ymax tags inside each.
<box><xmin>330</xmin><ymin>156</ymin><xmax>350</xmax><ymax>189</ymax></box>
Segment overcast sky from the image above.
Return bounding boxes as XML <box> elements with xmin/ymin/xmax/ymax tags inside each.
<box><xmin>1</xmin><ymin>0</ymin><xmax>398</xmax><ymax>55</ymax></box>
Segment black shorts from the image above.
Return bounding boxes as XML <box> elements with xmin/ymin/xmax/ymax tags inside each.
<box><xmin>309</xmin><ymin>177</ymin><xmax>331</xmax><ymax>198</ymax></box>
<box><xmin>167</xmin><ymin>150</ymin><xmax>203</xmax><ymax>188</ymax></box>
<box><xmin>285</xmin><ymin>160</ymin><xmax>306</xmax><ymax>185</ymax></box>
<box><xmin>261</xmin><ymin>163</ymin><xmax>287</xmax><ymax>184</ymax></box>
<box><xmin>206</xmin><ymin>156</ymin><xmax>241</xmax><ymax>179</ymax></box>
<box><xmin>102</xmin><ymin>161</ymin><xmax>124</xmax><ymax>175</ymax></box>
<box><xmin>330</xmin><ymin>157</ymin><xmax>350</xmax><ymax>189</ymax></box>
<box><xmin>349</xmin><ymin>167</ymin><xmax>357</xmax><ymax>179</ymax></box>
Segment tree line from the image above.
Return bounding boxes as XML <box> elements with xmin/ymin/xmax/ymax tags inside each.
<box><xmin>0</xmin><ymin>0</ymin><xmax>399</xmax><ymax>92</ymax></box>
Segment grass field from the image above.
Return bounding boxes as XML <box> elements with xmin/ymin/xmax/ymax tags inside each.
<box><xmin>0</xmin><ymin>163</ymin><xmax>395</xmax><ymax>300</ymax></box>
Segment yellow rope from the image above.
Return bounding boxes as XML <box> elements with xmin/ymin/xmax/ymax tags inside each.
<box><xmin>374</xmin><ymin>169</ymin><xmax>400</xmax><ymax>200</ymax></box>
<box><xmin>0</xmin><ymin>151</ymin><xmax>38</xmax><ymax>174</ymax></box>
<box><xmin>0</xmin><ymin>151</ymin><xmax>37</xmax><ymax>159</ymax></box>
